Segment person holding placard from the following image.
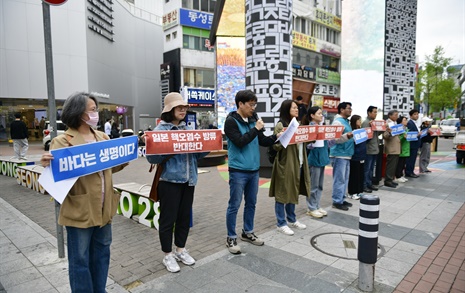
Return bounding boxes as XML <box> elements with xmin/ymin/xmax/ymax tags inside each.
<box><xmin>329</xmin><ymin>102</ymin><xmax>355</xmax><ymax>211</ymax></box>
<box><xmin>419</xmin><ymin>117</ymin><xmax>434</xmax><ymax>173</ymax></box>
<box><xmin>395</xmin><ymin>116</ymin><xmax>410</xmax><ymax>183</ymax></box>
<box><xmin>383</xmin><ymin>110</ymin><xmax>400</xmax><ymax>188</ymax></box>
<box><xmin>306</xmin><ymin>106</ymin><xmax>336</xmax><ymax>218</ymax></box>
<box><xmin>348</xmin><ymin>115</ymin><xmax>366</xmax><ymax>199</ymax></box>
<box><xmin>146</xmin><ymin>92</ymin><xmax>209</xmax><ymax>273</ymax></box>
<box><xmin>40</xmin><ymin>92</ymin><xmax>128</xmax><ymax>292</ymax></box>
<box><xmin>406</xmin><ymin>109</ymin><xmax>421</xmax><ymax>178</ymax></box>
<box><xmin>269</xmin><ymin>100</ymin><xmax>310</xmax><ymax>236</ymax></box>
<box><xmin>361</xmin><ymin>106</ymin><xmax>381</xmax><ymax>193</ymax></box>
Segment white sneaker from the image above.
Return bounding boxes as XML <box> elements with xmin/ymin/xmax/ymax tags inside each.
<box><xmin>277</xmin><ymin>225</ymin><xmax>294</xmax><ymax>236</ymax></box>
<box><xmin>306</xmin><ymin>209</ymin><xmax>324</xmax><ymax>218</ymax></box>
<box><xmin>348</xmin><ymin>194</ymin><xmax>361</xmax><ymax>200</ymax></box>
<box><xmin>289</xmin><ymin>220</ymin><xmax>306</xmax><ymax>229</ymax></box>
<box><xmin>393</xmin><ymin>178</ymin><xmax>402</xmax><ymax>183</ymax></box>
<box><xmin>401</xmin><ymin>176</ymin><xmax>409</xmax><ymax>182</ymax></box>
<box><xmin>318</xmin><ymin>208</ymin><xmax>328</xmax><ymax>216</ymax></box>
<box><xmin>174</xmin><ymin>249</ymin><xmax>195</xmax><ymax>266</ymax></box>
<box><xmin>163</xmin><ymin>253</ymin><xmax>180</xmax><ymax>273</ymax></box>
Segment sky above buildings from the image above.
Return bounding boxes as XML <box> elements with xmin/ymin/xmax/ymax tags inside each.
<box><xmin>416</xmin><ymin>0</ymin><xmax>465</xmax><ymax>65</ymax></box>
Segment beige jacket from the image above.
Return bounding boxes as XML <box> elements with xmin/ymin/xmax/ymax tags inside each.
<box><xmin>51</xmin><ymin>128</ymin><xmax>126</xmax><ymax>228</ymax></box>
<box><xmin>383</xmin><ymin>118</ymin><xmax>401</xmax><ymax>155</ymax></box>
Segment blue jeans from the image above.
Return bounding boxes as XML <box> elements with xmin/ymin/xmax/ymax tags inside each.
<box><xmin>66</xmin><ymin>224</ymin><xmax>112</xmax><ymax>293</ymax></box>
<box><xmin>331</xmin><ymin>158</ymin><xmax>350</xmax><ymax>205</ymax></box>
<box><xmin>226</xmin><ymin>171</ymin><xmax>259</xmax><ymax>238</ymax></box>
<box><xmin>364</xmin><ymin>154</ymin><xmax>377</xmax><ymax>188</ymax></box>
<box><xmin>275</xmin><ymin>202</ymin><xmax>296</xmax><ymax>227</ymax></box>
<box><xmin>306</xmin><ymin>166</ymin><xmax>325</xmax><ymax>211</ymax></box>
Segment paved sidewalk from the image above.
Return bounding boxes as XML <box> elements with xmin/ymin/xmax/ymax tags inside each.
<box><xmin>1</xmin><ymin>141</ymin><xmax>464</xmax><ymax>292</ymax></box>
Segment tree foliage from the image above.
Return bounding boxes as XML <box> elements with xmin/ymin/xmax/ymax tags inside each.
<box><xmin>418</xmin><ymin>46</ymin><xmax>462</xmax><ymax>115</ymax></box>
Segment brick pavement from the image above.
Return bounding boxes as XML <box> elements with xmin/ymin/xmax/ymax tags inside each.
<box><xmin>395</xmin><ymin>204</ymin><xmax>465</xmax><ymax>293</ymax></box>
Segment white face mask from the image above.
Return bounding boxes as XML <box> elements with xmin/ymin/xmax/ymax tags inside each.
<box><xmin>83</xmin><ymin>111</ymin><xmax>99</xmax><ymax>127</ymax></box>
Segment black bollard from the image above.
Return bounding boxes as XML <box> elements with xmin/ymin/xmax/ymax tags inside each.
<box><xmin>358</xmin><ymin>194</ymin><xmax>380</xmax><ymax>292</ymax></box>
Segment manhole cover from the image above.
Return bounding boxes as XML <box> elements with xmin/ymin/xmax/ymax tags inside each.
<box><xmin>311</xmin><ymin>232</ymin><xmax>385</xmax><ymax>260</ymax></box>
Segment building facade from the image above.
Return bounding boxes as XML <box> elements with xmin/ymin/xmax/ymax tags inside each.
<box><xmin>0</xmin><ymin>0</ymin><xmax>164</xmax><ymax>141</ymax></box>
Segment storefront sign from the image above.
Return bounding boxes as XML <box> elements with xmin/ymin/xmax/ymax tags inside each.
<box><xmin>314</xmin><ymin>84</ymin><xmax>339</xmax><ymax>96</ymax></box>
<box><xmin>145</xmin><ymin>130</ymin><xmax>223</xmax><ymax>155</ymax></box>
<box><xmin>292</xmin><ymin>31</ymin><xmax>317</xmax><ymax>52</ymax></box>
<box><xmin>323</xmin><ymin>96</ymin><xmax>340</xmax><ymax>113</ymax></box>
<box><xmin>292</xmin><ymin>64</ymin><xmax>316</xmax><ymax>81</ymax></box>
<box><xmin>163</xmin><ymin>10</ymin><xmax>179</xmax><ymax>30</ymax></box>
<box><xmin>186</xmin><ymin>88</ymin><xmax>215</xmax><ymax>108</ymax></box>
<box><xmin>314</xmin><ymin>9</ymin><xmax>341</xmax><ymax>31</ymax></box>
<box><xmin>371</xmin><ymin>120</ymin><xmax>386</xmax><ymax>131</ymax></box>
<box><xmin>179</xmin><ymin>8</ymin><xmax>213</xmax><ymax>30</ymax></box>
<box><xmin>316</xmin><ymin>68</ymin><xmax>341</xmax><ymax>85</ymax></box>
<box><xmin>50</xmin><ymin>136</ymin><xmax>138</xmax><ymax>182</ymax></box>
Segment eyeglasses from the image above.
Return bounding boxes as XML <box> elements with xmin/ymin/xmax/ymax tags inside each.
<box><xmin>176</xmin><ymin>106</ymin><xmax>189</xmax><ymax>112</ymax></box>
<box><xmin>247</xmin><ymin>102</ymin><xmax>257</xmax><ymax>108</ymax></box>
<box><xmin>87</xmin><ymin>109</ymin><xmax>99</xmax><ymax>113</ymax></box>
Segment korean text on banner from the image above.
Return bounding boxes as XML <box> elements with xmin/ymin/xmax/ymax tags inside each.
<box><xmin>145</xmin><ymin>129</ymin><xmax>223</xmax><ymax>155</ymax></box>
<box><xmin>353</xmin><ymin>129</ymin><xmax>368</xmax><ymax>144</ymax></box>
<box><xmin>50</xmin><ymin>136</ymin><xmax>138</xmax><ymax>182</ymax></box>
<box><xmin>390</xmin><ymin>124</ymin><xmax>405</xmax><ymax>136</ymax></box>
<box><xmin>287</xmin><ymin>125</ymin><xmax>318</xmax><ymax>145</ymax></box>
<box><xmin>428</xmin><ymin>128</ymin><xmax>441</xmax><ymax>136</ymax></box>
<box><xmin>406</xmin><ymin>132</ymin><xmax>419</xmax><ymax>141</ymax></box>
<box><xmin>371</xmin><ymin>120</ymin><xmax>386</xmax><ymax>131</ymax></box>
<box><xmin>316</xmin><ymin>125</ymin><xmax>344</xmax><ymax>140</ymax></box>
<box><xmin>365</xmin><ymin>127</ymin><xmax>373</xmax><ymax>139</ymax></box>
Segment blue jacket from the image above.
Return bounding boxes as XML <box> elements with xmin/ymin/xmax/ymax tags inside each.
<box><xmin>146</xmin><ymin>121</ymin><xmax>208</xmax><ymax>186</ymax></box>
<box><xmin>407</xmin><ymin>119</ymin><xmax>421</xmax><ymax>149</ymax></box>
<box><xmin>330</xmin><ymin>116</ymin><xmax>354</xmax><ymax>158</ymax></box>
<box><xmin>224</xmin><ymin>111</ymin><xmax>276</xmax><ymax>172</ymax></box>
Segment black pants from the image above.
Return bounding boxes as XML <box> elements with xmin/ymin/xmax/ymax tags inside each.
<box><xmin>158</xmin><ymin>181</ymin><xmax>194</xmax><ymax>253</ymax></box>
<box><xmin>348</xmin><ymin>160</ymin><xmax>364</xmax><ymax>195</ymax></box>
<box><xmin>385</xmin><ymin>154</ymin><xmax>399</xmax><ymax>183</ymax></box>
<box><xmin>395</xmin><ymin>156</ymin><xmax>407</xmax><ymax>179</ymax></box>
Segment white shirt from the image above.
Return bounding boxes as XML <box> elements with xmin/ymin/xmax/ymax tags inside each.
<box><xmin>104</xmin><ymin>122</ymin><xmax>111</xmax><ymax>135</ymax></box>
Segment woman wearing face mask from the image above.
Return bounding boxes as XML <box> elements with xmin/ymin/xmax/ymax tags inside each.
<box><xmin>40</xmin><ymin>92</ymin><xmax>127</xmax><ymax>293</ymax></box>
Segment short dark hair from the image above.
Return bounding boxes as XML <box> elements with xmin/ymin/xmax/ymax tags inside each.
<box><xmin>350</xmin><ymin>115</ymin><xmax>362</xmax><ymax>130</ymax></box>
<box><xmin>279</xmin><ymin>100</ymin><xmax>298</xmax><ymax>126</ymax></box>
<box><xmin>337</xmin><ymin>102</ymin><xmax>352</xmax><ymax>114</ymax></box>
<box><xmin>14</xmin><ymin>113</ymin><xmax>21</xmax><ymax>119</ymax></box>
<box><xmin>307</xmin><ymin>106</ymin><xmax>322</xmax><ymax>122</ymax></box>
<box><xmin>235</xmin><ymin>90</ymin><xmax>257</xmax><ymax>108</ymax></box>
<box><xmin>396</xmin><ymin>115</ymin><xmax>407</xmax><ymax>124</ymax></box>
<box><xmin>367</xmin><ymin>106</ymin><xmax>377</xmax><ymax>114</ymax></box>
<box><xmin>61</xmin><ymin>92</ymin><xmax>98</xmax><ymax>129</ymax></box>
<box><xmin>409</xmin><ymin>109</ymin><xmax>419</xmax><ymax>116</ymax></box>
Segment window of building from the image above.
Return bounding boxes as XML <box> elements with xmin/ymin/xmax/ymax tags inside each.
<box><xmin>183</xmin><ymin>27</ymin><xmax>214</xmax><ymax>52</ymax></box>
<box><xmin>182</xmin><ymin>0</ymin><xmax>216</xmax><ymax>13</ymax></box>
<box><xmin>184</xmin><ymin>68</ymin><xmax>215</xmax><ymax>88</ymax></box>
<box><xmin>166</xmin><ymin>34</ymin><xmax>171</xmax><ymax>42</ymax></box>
<box><xmin>292</xmin><ymin>47</ymin><xmax>339</xmax><ymax>72</ymax></box>
<box><xmin>173</xmin><ymin>31</ymin><xmax>177</xmax><ymax>39</ymax></box>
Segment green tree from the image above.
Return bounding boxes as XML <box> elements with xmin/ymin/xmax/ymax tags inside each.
<box><xmin>418</xmin><ymin>46</ymin><xmax>461</xmax><ymax>115</ymax></box>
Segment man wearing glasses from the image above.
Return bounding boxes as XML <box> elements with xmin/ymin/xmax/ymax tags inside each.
<box><xmin>223</xmin><ymin>90</ymin><xmax>281</xmax><ymax>255</ymax></box>
<box><xmin>329</xmin><ymin>102</ymin><xmax>354</xmax><ymax>211</ymax></box>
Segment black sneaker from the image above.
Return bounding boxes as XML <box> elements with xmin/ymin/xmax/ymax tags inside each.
<box><xmin>332</xmin><ymin>203</ymin><xmax>349</xmax><ymax>211</ymax></box>
<box><xmin>363</xmin><ymin>188</ymin><xmax>373</xmax><ymax>193</ymax></box>
<box><xmin>368</xmin><ymin>185</ymin><xmax>379</xmax><ymax>191</ymax></box>
<box><xmin>240</xmin><ymin>230</ymin><xmax>264</xmax><ymax>246</ymax></box>
<box><xmin>342</xmin><ymin>201</ymin><xmax>353</xmax><ymax>207</ymax></box>
<box><xmin>226</xmin><ymin>237</ymin><xmax>241</xmax><ymax>254</ymax></box>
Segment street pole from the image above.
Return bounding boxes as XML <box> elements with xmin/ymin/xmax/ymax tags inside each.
<box><xmin>42</xmin><ymin>0</ymin><xmax>65</xmax><ymax>258</ymax></box>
